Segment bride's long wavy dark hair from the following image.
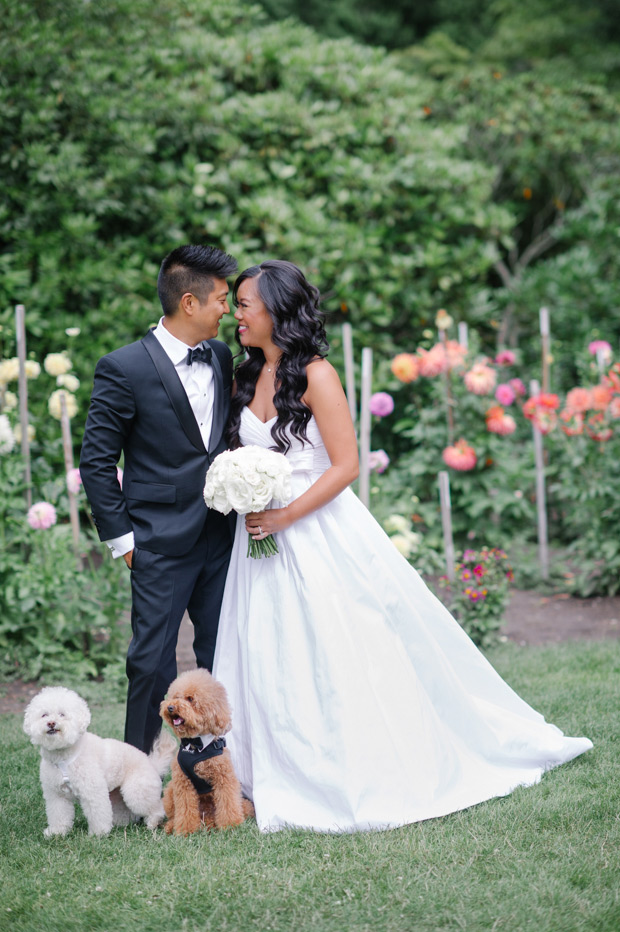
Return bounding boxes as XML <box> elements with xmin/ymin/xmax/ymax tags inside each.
<box><xmin>226</xmin><ymin>260</ymin><xmax>329</xmax><ymax>453</ymax></box>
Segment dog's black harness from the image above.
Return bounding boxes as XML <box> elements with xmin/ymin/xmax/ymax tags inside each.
<box><xmin>177</xmin><ymin>737</ymin><xmax>226</xmax><ymax>795</ymax></box>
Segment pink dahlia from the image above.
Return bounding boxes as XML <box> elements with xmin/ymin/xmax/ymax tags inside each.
<box><xmin>486</xmin><ymin>412</ymin><xmax>516</xmax><ymax>435</ymax></box>
<box><xmin>495</xmin><ymin>383</ymin><xmax>516</xmax><ymax>406</ymax></box>
<box><xmin>495</xmin><ymin>349</ymin><xmax>516</xmax><ymax>366</ymax></box>
<box><xmin>565</xmin><ymin>387</ymin><xmax>592</xmax><ymax>413</ymax></box>
<box><xmin>27</xmin><ymin>501</ymin><xmax>57</xmax><ymax>530</ymax></box>
<box><xmin>588</xmin><ymin>340</ymin><xmax>612</xmax><ymax>362</ymax></box>
<box><xmin>464</xmin><ymin>363</ymin><xmax>496</xmax><ymax>395</ymax></box>
<box><xmin>369</xmin><ymin>392</ymin><xmax>394</xmax><ymax>418</ymax></box>
<box><xmin>66</xmin><ymin>467</ymin><xmax>82</xmax><ymax>496</ymax></box>
<box><xmin>417</xmin><ymin>344</ymin><xmax>447</xmax><ymax>377</ymax></box>
<box><xmin>442</xmin><ymin>439</ymin><xmax>477</xmax><ymax>471</ymax></box>
<box><xmin>509</xmin><ymin>378</ymin><xmax>526</xmax><ymax>397</ymax></box>
<box><xmin>391</xmin><ymin>353</ymin><xmax>419</xmax><ymax>383</ymax></box>
<box><xmin>368</xmin><ymin>449</ymin><xmax>390</xmax><ymax>473</ymax></box>
<box><xmin>609</xmin><ymin>397</ymin><xmax>620</xmax><ymax>420</ymax></box>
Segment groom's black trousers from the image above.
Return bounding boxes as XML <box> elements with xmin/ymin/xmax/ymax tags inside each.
<box><xmin>125</xmin><ymin>509</ymin><xmax>233</xmax><ymax>753</ymax></box>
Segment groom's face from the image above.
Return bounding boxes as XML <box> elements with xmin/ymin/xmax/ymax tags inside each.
<box><xmin>194</xmin><ymin>277</ymin><xmax>231</xmax><ymax>339</ymax></box>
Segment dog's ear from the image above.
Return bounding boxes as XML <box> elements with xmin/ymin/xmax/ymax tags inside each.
<box><xmin>206</xmin><ymin>681</ymin><xmax>233</xmax><ymax>735</ymax></box>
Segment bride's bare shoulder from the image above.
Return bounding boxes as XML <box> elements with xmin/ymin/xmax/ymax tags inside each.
<box><xmin>305</xmin><ymin>357</ymin><xmax>338</xmax><ymax>385</ymax></box>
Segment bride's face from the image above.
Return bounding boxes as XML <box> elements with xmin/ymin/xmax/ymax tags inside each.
<box><xmin>235</xmin><ymin>276</ymin><xmax>274</xmax><ymax>349</ymax></box>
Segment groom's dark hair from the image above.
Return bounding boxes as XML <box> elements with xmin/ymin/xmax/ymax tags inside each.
<box><xmin>157</xmin><ymin>244</ymin><xmax>238</xmax><ymax>316</ymax></box>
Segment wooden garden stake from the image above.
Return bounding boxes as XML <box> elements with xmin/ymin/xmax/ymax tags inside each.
<box><xmin>438</xmin><ymin>470</ymin><xmax>455</xmax><ymax>581</ymax></box>
<box><xmin>342</xmin><ymin>322</ymin><xmax>357</xmax><ymax>425</ymax></box>
<box><xmin>59</xmin><ymin>391</ymin><xmax>81</xmax><ymax>557</ymax></box>
<box><xmin>457</xmin><ymin>321</ymin><xmax>468</xmax><ymax>350</ymax></box>
<box><xmin>15</xmin><ymin>304</ymin><xmax>32</xmax><ymax>507</ymax></box>
<box><xmin>438</xmin><ymin>330</ymin><xmax>455</xmax><ymax>445</ymax></box>
<box><xmin>359</xmin><ymin>347</ymin><xmax>372</xmax><ymax>508</ymax></box>
<box><xmin>539</xmin><ymin>307</ymin><xmax>550</xmax><ymax>393</ymax></box>
<box><xmin>529</xmin><ymin>378</ymin><xmax>549</xmax><ymax>580</ymax></box>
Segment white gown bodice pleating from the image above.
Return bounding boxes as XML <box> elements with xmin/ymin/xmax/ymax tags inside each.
<box><xmin>213</xmin><ymin>407</ymin><xmax>592</xmax><ymax>833</ymax></box>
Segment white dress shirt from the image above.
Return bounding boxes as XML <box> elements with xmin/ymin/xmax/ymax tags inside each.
<box><xmin>104</xmin><ymin>319</ymin><xmax>215</xmax><ymax>558</ymax></box>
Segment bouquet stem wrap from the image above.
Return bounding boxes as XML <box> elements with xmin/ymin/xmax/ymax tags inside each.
<box><xmin>204</xmin><ymin>445</ymin><xmax>292</xmax><ymax>559</ymax></box>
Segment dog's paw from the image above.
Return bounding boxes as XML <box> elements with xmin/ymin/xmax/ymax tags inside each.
<box><xmin>43</xmin><ymin>825</ymin><xmax>69</xmax><ymax>838</ymax></box>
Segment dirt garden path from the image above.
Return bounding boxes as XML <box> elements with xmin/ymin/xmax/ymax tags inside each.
<box><xmin>2</xmin><ymin>590</ymin><xmax>619</xmax><ymax>715</ymax></box>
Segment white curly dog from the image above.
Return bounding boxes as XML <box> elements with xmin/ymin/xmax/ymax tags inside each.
<box><xmin>23</xmin><ymin>686</ymin><xmax>175</xmax><ymax>837</ymax></box>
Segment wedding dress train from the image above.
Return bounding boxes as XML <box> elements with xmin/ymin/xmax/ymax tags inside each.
<box><xmin>213</xmin><ymin>407</ymin><xmax>592</xmax><ymax>833</ymax></box>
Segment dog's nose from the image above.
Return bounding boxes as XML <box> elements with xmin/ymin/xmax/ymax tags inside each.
<box><xmin>167</xmin><ymin>705</ymin><xmax>175</xmax><ymax>713</ymax></box>
<box><xmin>47</xmin><ymin>720</ymin><xmax>56</xmax><ymax>728</ymax></box>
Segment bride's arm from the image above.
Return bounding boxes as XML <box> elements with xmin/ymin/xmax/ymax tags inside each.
<box><xmin>246</xmin><ymin>359</ymin><xmax>359</xmax><ymax>537</ymax></box>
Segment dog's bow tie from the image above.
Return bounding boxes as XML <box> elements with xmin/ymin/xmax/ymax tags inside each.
<box><xmin>180</xmin><ymin>735</ymin><xmax>226</xmax><ymax>754</ymax></box>
<box><xmin>186</xmin><ymin>344</ymin><xmax>212</xmax><ymax>366</ymax></box>
<box><xmin>180</xmin><ymin>737</ymin><xmax>205</xmax><ymax>753</ymax></box>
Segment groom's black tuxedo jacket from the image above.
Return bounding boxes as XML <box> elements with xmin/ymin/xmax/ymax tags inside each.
<box><xmin>80</xmin><ymin>329</ymin><xmax>233</xmax><ymax>557</ymax></box>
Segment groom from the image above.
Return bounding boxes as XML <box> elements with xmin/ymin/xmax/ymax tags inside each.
<box><xmin>80</xmin><ymin>244</ymin><xmax>238</xmax><ymax>753</ymax></box>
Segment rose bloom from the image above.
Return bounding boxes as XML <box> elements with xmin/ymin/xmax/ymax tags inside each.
<box><xmin>444</xmin><ymin>340</ymin><xmax>467</xmax><ymax>371</ymax></box>
<box><xmin>27</xmin><ymin>501</ymin><xmax>57</xmax><ymax>530</ymax></box>
<box><xmin>588</xmin><ymin>340</ymin><xmax>612</xmax><ymax>362</ymax></box>
<box><xmin>24</xmin><ymin>360</ymin><xmax>41</xmax><ymax>379</ymax></box>
<box><xmin>417</xmin><ymin>344</ymin><xmax>447</xmax><ymax>377</ymax></box>
<box><xmin>66</xmin><ymin>467</ymin><xmax>82</xmax><ymax>496</ymax></box>
<box><xmin>495</xmin><ymin>383</ymin><xmax>516</xmax><ymax>406</ymax></box>
<box><xmin>495</xmin><ymin>349</ymin><xmax>516</xmax><ymax>366</ymax></box>
<box><xmin>565</xmin><ymin>387</ymin><xmax>592</xmax><ymax>413</ymax></box>
<box><xmin>509</xmin><ymin>378</ymin><xmax>526</xmax><ymax>397</ymax></box>
<box><xmin>390</xmin><ymin>353</ymin><xmax>419</xmax><ymax>383</ymax></box>
<box><xmin>48</xmin><ymin>389</ymin><xmax>78</xmax><ymax>420</ymax></box>
<box><xmin>0</xmin><ymin>357</ymin><xmax>20</xmax><ymax>384</ymax></box>
<box><xmin>368</xmin><ymin>392</ymin><xmax>394</xmax><ymax>418</ymax></box>
<box><xmin>44</xmin><ymin>352</ymin><xmax>72</xmax><ymax>377</ymax></box>
<box><xmin>464</xmin><ymin>363</ymin><xmax>496</xmax><ymax>395</ymax></box>
<box><xmin>590</xmin><ymin>384</ymin><xmax>613</xmax><ymax>411</ymax></box>
<box><xmin>560</xmin><ymin>409</ymin><xmax>584</xmax><ymax>436</ymax></box>
<box><xmin>442</xmin><ymin>438</ymin><xmax>477</xmax><ymax>471</ymax></box>
<box><xmin>368</xmin><ymin>449</ymin><xmax>390</xmax><ymax>473</ymax></box>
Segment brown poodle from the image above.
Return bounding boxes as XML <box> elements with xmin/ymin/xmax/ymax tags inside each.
<box><xmin>159</xmin><ymin>668</ymin><xmax>254</xmax><ymax>835</ymax></box>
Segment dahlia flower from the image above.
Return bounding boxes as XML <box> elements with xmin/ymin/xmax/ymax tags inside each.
<box><xmin>509</xmin><ymin>378</ymin><xmax>526</xmax><ymax>397</ymax></box>
<box><xmin>464</xmin><ymin>363</ymin><xmax>496</xmax><ymax>395</ymax></box>
<box><xmin>590</xmin><ymin>385</ymin><xmax>613</xmax><ymax>411</ymax></box>
<box><xmin>417</xmin><ymin>344</ymin><xmax>447</xmax><ymax>378</ymax></box>
<box><xmin>66</xmin><ymin>467</ymin><xmax>82</xmax><ymax>496</ymax></box>
<box><xmin>495</xmin><ymin>383</ymin><xmax>516</xmax><ymax>406</ymax></box>
<box><xmin>2</xmin><ymin>390</ymin><xmax>17</xmax><ymax>410</ymax></box>
<box><xmin>24</xmin><ymin>360</ymin><xmax>41</xmax><ymax>379</ymax></box>
<box><xmin>435</xmin><ymin>309</ymin><xmax>453</xmax><ymax>331</ymax></box>
<box><xmin>559</xmin><ymin>409</ymin><xmax>584</xmax><ymax>436</ymax></box>
<box><xmin>442</xmin><ymin>439</ymin><xmax>477</xmax><ymax>471</ymax></box>
<box><xmin>585</xmin><ymin>412</ymin><xmax>613</xmax><ymax>442</ymax></box>
<box><xmin>565</xmin><ymin>387</ymin><xmax>592</xmax><ymax>413</ymax></box>
<box><xmin>27</xmin><ymin>501</ymin><xmax>57</xmax><ymax>530</ymax></box>
<box><xmin>486</xmin><ymin>406</ymin><xmax>516</xmax><ymax>435</ymax></box>
<box><xmin>0</xmin><ymin>357</ymin><xmax>19</xmax><ymax>384</ymax></box>
<box><xmin>495</xmin><ymin>350</ymin><xmax>516</xmax><ymax>366</ymax></box>
<box><xmin>588</xmin><ymin>340</ymin><xmax>612</xmax><ymax>362</ymax></box>
<box><xmin>57</xmin><ymin>373</ymin><xmax>80</xmax><ymax>392</ymax></box>
<box><xmin>444</xmin><ymin>340</ymin><xmax>467</xmax><ymax>371</ymax></box>
<box><xmin>44</xmin><ymin>353</ymin><xmax>72</xmax><ymax>377</ymax></box>
<box><xmin>368</xmin><ymin>393</ymin><xmax>394</xmax><ymax>418</ymax></box>
<box><xmin>390</xmin><ymin>353</ymin><xmax>419</xmax><ymax>383</ymax></box>
<box><xmin>0</xmin><ymin>414</ymin><xmax>15</xmax><ymax>454</ymax></box>
<box><xmin>368</xmin><ymin>449</ymin><xmax>390</xmax><ymax>473</ymax></box>
<box><xmin>48</xmin><ymin>389</ymin><xmax>78</xmax><ymax>420</ymax></box>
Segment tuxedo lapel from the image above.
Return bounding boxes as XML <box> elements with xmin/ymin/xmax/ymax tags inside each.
<box><xmin>142</xmin><ymin>330</ymin><xmax>207</xmax><ymax>454</ymax></box>
<box><xmin>207</xmin><ymin>340</ymin><xmax>225</xmax><ymax>453</ymax></box>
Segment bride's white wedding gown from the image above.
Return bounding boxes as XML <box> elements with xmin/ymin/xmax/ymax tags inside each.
<box><xmin>213</xmin><ymin>407</ymin><xmax>592</xmax><ymax>833</ymax></box>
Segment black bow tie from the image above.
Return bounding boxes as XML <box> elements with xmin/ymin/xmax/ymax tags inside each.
<box><xmin>186</xmin><ymin>344</ymin><xmax>212</xmax><ymax>366</ymax></box>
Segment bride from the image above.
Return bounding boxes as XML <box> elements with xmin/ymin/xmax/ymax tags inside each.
<box><xmin>212</xmin><ymin>259</ymin><xmax>592</xmax><ymax>833</ymax></box>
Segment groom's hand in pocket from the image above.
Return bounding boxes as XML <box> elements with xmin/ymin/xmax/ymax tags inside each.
<box><xmin>123</xmin><ymin>549</ymin><xmax>134</xmax><ymax>569</ymax></box>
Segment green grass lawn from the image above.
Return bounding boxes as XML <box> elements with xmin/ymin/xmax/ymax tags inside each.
<box><xmin>1</xmin><ymin>641</ymin><xmax>618</xmax><ymax>932</ymax></box>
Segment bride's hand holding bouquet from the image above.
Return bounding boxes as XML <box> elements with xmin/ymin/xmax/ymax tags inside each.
<box><xmin>203</xmin><ymin>445</ymin><xmax>292</xmax><ymax>558</ymax></box>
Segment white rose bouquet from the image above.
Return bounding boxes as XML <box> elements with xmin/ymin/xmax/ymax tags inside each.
<box><xmin>203</xmin><ymin>445</ymin><xmax>292</xmax><ymax>558</ymax></box>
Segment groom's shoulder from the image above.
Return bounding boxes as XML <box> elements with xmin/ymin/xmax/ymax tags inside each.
<box><xmin>207</xmin><ymin>338</ymin><xmax>233</xmax><ymax>364</ymax></box>
<box><xmin>96</xmin><ymin>336</ymin><xmax>150</xmax><ymax>371</ymax></box>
